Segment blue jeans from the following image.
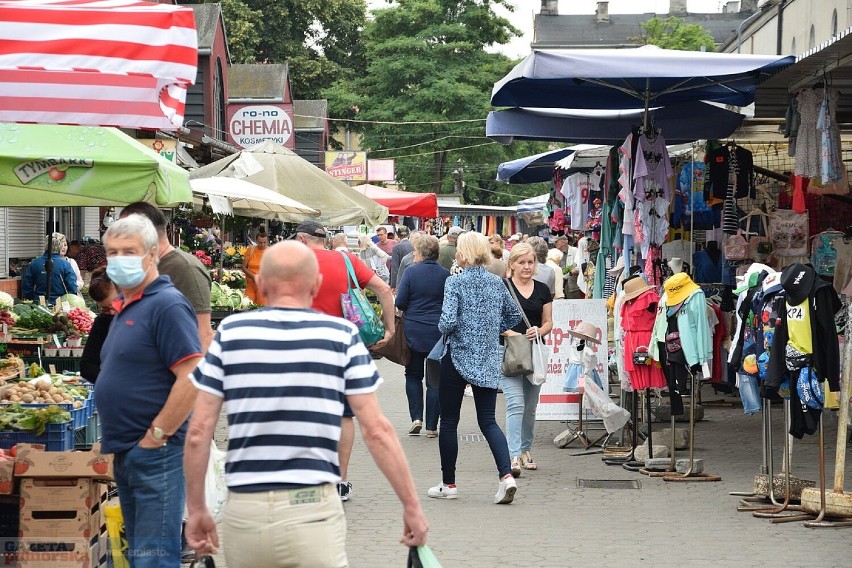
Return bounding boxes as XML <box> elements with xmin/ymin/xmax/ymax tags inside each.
<box><xmin>113</xmin><ymin>442</ymin><xmax>185</xmax><ymax>568</ymax></box>
<box><xmin>500</xmin><ymin>374</ymin><xmax>542</xmax><ymax>458</ymax></box>
<box><xmin>405</xmin><ymin>349</ymin><xmax>440</xmax><ymax>430</ymax></box>
<box><xmin>438</xmin><ymin>347</ymin><xmax>511</xmax><ymax>484</ymax></box>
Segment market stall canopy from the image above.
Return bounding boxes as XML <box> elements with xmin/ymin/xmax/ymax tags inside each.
<box><xmin>189</xmin><ymin>141</ymin><xmax>388</xmax><ymax>227</ymax></box>
<box><xmin>491</xmin><ymin>46</ymin><xmax>794</xmax><ymax>109</ymax></box>
<box><xmin>0</xmin><ymin>0</ymin><xmax>197</xmax><ymax>129</ymax></box>
<box><xmin>497</xmin><ymin>145</ymin><xmax>602</xmax><ymax>184</ymax></box>
<box><xmin>487</xmin><ymin>101</ymin><xmax>745</xmax><ymax>146</ymax></box>
<box><xmin>351</xmin><ymin>184</ymin><xmax>438</xmax><ymax>218</ymax></box>
<box><xmin>516</xmin><ymin>193</ymin><xmax>550</xmax><ymax>225</ymax></box>
<box><xmin>190</xmin><ymin>177</ymin><xmax>319</xmax><ymax>221</ymax></box>
<box><xmin>0</xmin><ymin>123</ymin><xmax>191</xmax><ymax>206</ymax></box>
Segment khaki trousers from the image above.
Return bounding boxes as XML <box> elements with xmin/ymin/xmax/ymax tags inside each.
<box><xmin>222</xmin><ymin>483</ymin><xmax>347</xmax><ymax>568</ymax></box>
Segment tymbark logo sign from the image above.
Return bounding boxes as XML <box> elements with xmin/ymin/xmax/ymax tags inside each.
<box><xmin>14</xmin><ymin>158</ymin><xmax>93</xmax><ymax>184</ymax></box>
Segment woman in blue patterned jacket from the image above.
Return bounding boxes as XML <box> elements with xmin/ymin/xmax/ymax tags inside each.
<box><xmin>428</xmin><ymin>232</ymin><xmax>522</xmax><ymax>505</ymax></box>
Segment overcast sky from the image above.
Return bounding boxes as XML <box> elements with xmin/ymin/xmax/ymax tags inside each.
<box><xmin>366</xmin><ymin>1</ymin><xmax>728</xmax><ymax>58</ymax></box>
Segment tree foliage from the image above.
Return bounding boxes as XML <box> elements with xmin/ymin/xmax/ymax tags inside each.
<box><xmin>635</xmin><ymin>16</ymin><xmax>716</xmax><ymax>52</ymax></box>
<box><xmin>325</xmin><ymin>0</ymin><xmax>550</xmax><ymax>205</ymax></box>
<box><xmin>204</xmin><ymin>0</ymin><xmax>367</xmax><ymax>99</ymax></box>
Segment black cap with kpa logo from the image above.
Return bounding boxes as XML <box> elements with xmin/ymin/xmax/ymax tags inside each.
<box><xmin>780</xmin><ymin>263</ymin><xmax>815</xmax><ymax>306</ymax></box>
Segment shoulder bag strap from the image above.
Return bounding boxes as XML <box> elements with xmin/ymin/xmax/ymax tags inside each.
<box><xmin>338</xmin><ymin>251</ymin><xmax>359</xmax><ymax>292</ymax></box>
<box><xmin>505</xmin><ymin>278</ymin><xmax>534</xmax><ymax>332</ymax></box>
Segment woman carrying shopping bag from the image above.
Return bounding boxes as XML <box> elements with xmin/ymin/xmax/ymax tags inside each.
<box><xmin>500</xmin><ymin>243</ymin><xmax>553</xmax><ymax>477</ymax></box>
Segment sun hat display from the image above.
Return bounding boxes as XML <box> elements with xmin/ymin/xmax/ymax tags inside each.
<box><xmin>565</xmin><ymin>321</ymin><xmax>601</xmax><ymax>344</ymax></box>
<box><xmin>621</xmin><ymin>275</ymin><xmax>655</xmax><ymax>303</ymax></box>
<box><xmin>663</xmin><ymin>272</ymin><xmax>701</xmax><ymax>306</ymax></box>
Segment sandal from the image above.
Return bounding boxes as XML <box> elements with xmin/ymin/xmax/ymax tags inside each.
<box><xmin>521</xmin><ymin>451</ymin><xmax>537</xmax><ymax>470</ymax></box>
<box><xmin>510</xmin><ymin>456</ymin><xmax>522</xmax><ymax>478</ymax></box>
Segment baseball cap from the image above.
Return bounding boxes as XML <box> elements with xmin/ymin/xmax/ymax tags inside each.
<box><xmin>292</xmin><ymin>220</ymin><xmax>327</xmax><ymax>239</ymax></box>
<box><xmin>447</xmin><ymin>226</ymin><xmax>465</xmax><ymax>237</ymax></box>
<box><xmin>508</xmin><ymin>233</ymin><xmax>521</xmax><ymax>242</ymax></box>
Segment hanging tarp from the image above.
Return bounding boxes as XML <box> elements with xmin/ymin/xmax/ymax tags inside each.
<box><xmin>491</xmin><ymin>46</ymin><xmax>794</xmax><ymax>109</ymax></box>
<box><xmin>487</xmin><ymin>101</ymin><xmax>745</xmax><ymax>146</ymax></box>
<box><xmin>0</xmin><ymin>0</ymin><xmax>197</xmax><ymax>129</ymax></box>
<box><xmin>352</xmin><ymin>184</ymin><xmax>438</xmax><ymax>218</ymax></box>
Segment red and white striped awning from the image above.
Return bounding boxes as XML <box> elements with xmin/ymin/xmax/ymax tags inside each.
<box><xmin>0</xmin><ymin>0</ymin><xmax>197</xmax><ymax>130</ymax></box>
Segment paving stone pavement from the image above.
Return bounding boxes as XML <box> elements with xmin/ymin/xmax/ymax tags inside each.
<box><xmin>212</xmin><ymin>357</ymin><xmax>852</xmax><ymax>568</ymax></box>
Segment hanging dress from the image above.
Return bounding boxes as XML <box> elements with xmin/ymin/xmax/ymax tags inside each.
<box><xmin>794</xmin><ymin>89</ymin><xmax>822</xmax><ymax>179</ymax></box>
<box><xmin>620</xmin><ymin>289</ymin><xmax>667</xmax><ymax>390</ymax></box>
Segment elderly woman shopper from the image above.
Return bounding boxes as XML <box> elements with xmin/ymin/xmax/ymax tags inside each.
<box><xmin>428</xmin><ymin>232</ymin><xmax>522</xmax><ymax>505</ymax></box>
<box><xmin>395</xmin><ymin>235</ymin><xmax>449</xmax><ymax>438</ymax></box>
<box><xmin>545</xmin><ymin>247</ymin><xmax>565</xmax><ymax>300</ymax></box>
<box><xmin>501</xmin><ymin>243</ymin><xmax>553</xmax><ymax>476</ymax></box>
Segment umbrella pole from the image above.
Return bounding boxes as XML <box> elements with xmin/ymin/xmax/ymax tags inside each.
<box><xmin>218</xmin><ymin>215</ymin><xmax>225</xmax><ymax>284</ymax></box>
<box><xmin>44</xmin><ymin>206</ymin><xmax>55</xmax><ymax>306</ymax></box>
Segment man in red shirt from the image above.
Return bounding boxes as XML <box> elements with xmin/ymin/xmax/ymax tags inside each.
<box><xmin>294</xmin><ymin>220</ymin><xmax>396</xmax><ymax>502</ymax></box>
<box><xmin>375</xmin><ymin>226</ymin><xmax>396</xmax><ymax>258</ymax></box>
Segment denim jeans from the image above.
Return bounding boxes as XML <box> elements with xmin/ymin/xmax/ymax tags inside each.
<box><xmin>405</xmin><ymin>349</ymin><xmax>440</xmax><ymax>430</ymax></box>
<box><xmin>438</xmin><ymin>347</ymin><xmax>511</xmax><ymax>484</ymax></box>
<box><xmin>738</xmin><ymin>373</ymin><xmax>761</xmax><ymax>415</ymax></box>
<box><xmin>500</xmin><ymin>373</ymin><xmax>542</xmax><ymax>458</ymax></box>
<box><xmin>113</xmin><ymin>442</ymin><xmax>184</xmax><ymax>568</ymax></box>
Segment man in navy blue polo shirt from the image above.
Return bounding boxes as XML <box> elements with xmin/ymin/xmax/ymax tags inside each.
<box><xmin>95</xmin><ymin>214</ymin><xmax>203</xmax><ymax>567</ymax></box>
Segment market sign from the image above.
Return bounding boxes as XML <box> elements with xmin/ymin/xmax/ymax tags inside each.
<box><xmin>227</xmin><ymin>104</ymin><xmax>294</xmax><ymax>149</ymax></box>
<box><xmin>367</xmin><ymin>159</ymin><xmax>395</xmax><ymax>182</ymax></box>
<box><xmin>136</xmin><ymin>139</ymin><xmax>177</xmax><ymax>163</ymax></box>
<box><xmin>325</xmin><ymin>151</ymin><xmax>367</xmax><ymax>181</ymax></box>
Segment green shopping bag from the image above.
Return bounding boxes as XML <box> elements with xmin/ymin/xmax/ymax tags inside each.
<box><xmin>408</xmin><ymin>546</ymin><xmax>442</xmax><ymax>568</ymax></box>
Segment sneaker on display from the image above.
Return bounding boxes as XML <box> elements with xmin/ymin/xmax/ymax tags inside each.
<box><xmin>337</xmin><ymin>480</ymin><xmax>352</xmax><ymax>502</ymax></box>
<box><xmin>408</xmin><ymin>420</ymin><xmax>423</xmax><ymax>435</ymax></box>
<box><xmin>494</xmin><ymin>475</ymin><xmax>517</xmax><ymax>504</ymax></box>
<box><xmin>427</xmin><ymin>483</ymin><xmax>458</xmax><ymax>499</ymax></box>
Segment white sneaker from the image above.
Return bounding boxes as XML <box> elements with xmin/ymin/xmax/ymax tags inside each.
<box><xmin>427</xmin><ymin>483</ymin><xmax>458</xmax><ymax>499</ymax></box>
<box><xmin>494</xmin><ymin>476</ymin><xmax>517</xmax><ymax>504</ymax></box>
<box><xmin>408</xmin><ymin>420</ymin><xmax>423</xmax><ymax>435</ymax></box>
<box><xmin>425</xmin><ymin>430</ymin><xmax>438</xmax><ymax>438</ymax></box>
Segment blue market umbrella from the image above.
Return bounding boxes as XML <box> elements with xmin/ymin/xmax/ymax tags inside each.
<box><xmin>487</xmin><ymin>101</ymin><xmax>746</xmax><ymax>146</ymax></box>
<box><xmin>496</xmin><ymin>145</ymin><xmax>602</xmax><ymax>184</ymax></box>
<box><xmin>491</xmin><ymin>46</ymin><xmax>794</xmax><ymax>110</ymax></box>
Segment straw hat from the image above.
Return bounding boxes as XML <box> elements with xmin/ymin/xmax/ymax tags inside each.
<box><xmin>565</xmin><ymin>321</ymin><xmax>601</xmax><ymax>345</ymax></box>
<box><xmin>663</xmin><ymin>272</ymin><xmax>700</xmax><ymax>306</ymax></box>
<box><xmin>621</xmin><ymin>276</ymin><xmax>655</xmax><ymax>303</ymax></box>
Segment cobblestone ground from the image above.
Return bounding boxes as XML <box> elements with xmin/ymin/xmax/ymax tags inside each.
<box><xmin>211</xmin><ymin>357</ymin><xmax>852</xmax><ymax>568</ymax></box>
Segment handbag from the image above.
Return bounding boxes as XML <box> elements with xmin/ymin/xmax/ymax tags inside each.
<box><xmin>408</xmin><ymin>545</ymin><xmax>442</xmax><ymax>568</ymax></box>
<box><xmin>372</xmin><ymin>314</ymin><xmax>411</xmax><ymax>366</ymax></box>
<box><xmin>724</xmin><ymin>229</ymin><xmax>748</xmax><ymax>261</ymax></box>
<box><xmin>632</xmin><ymin>346</ymin><xmax>650</xmax><ymax>366</ymax></box>
<box><xmin>339</xmin><ymin>252</ymin><xmax>385</xmax><ymax>347</ymax></box>
<box><xmin>501</xmin><ymin>281</ymin><xmax>537</xmax><ymax>380</ymax></box>
<box><xmin>664</xmin><ymin>331</ymin><xmax>683</xmax><ymax>354</ymax></box>
<box><xmin>425</xmin><ymin>335</ymin><xmax>447</xmax><ymax>390</ymax></box>
<box><xmin>742</xmin><ymin>210</ymin><xmax>772</xmax><ymax>262</ymax></box>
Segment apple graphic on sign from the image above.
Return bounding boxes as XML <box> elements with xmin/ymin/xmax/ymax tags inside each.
<box><xmin>48</xmin><ymin>166</ymin><xmax>66</xmax><ymax>181</ymax></box>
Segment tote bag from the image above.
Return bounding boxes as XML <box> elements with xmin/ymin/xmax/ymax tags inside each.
<box><xmin>770</xmin><ymin>209</ymin><xmax>809</xmax><ymax>257</ymax></box>
<box><xmin>371</xmin><ymin>314</ymin><xmax>410</xmax><ymax>366</ymax></box>
<box><xmin>339</xmin><ymin>252</ymin><xmax>385</xmax><ymax>347</ymax></box>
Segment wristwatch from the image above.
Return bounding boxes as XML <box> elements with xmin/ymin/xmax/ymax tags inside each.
<box><xmin>150</xmin><ymin>426</ymin><xmax>169</xmax><ymax>444</ymax></box>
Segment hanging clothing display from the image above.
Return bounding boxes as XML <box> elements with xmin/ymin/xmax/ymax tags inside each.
<box><xmin>794</xmin><ymin>88</ymin><xmax>827</xmax><ymax>179</ymax></box>
<box><xmin>692</xmin><ymin>242</ymin><xmax>724</xmax><ymax>283</ymax></box>
<box><xmin>661</xmin><ymin>272</ymin><xmax>712</xmax><ymax>372</ymax></box>
<box><xmin>633</xmin><ymin>131</ymin><xmax>672</xmax><ymax>203</ymax></box>
<box><xmin>561</xmin><ymin>170</ymin><xmax>602</xmax><ymax>231</ymax></box>
<box><xmin>620</xmin><ymin>283</ymin><xmax>667</xmax><ymax>390</ymax></box>
<box><xmin>817</xmin><ymin>88</ymin><xmax>843</xmax><ymax>185</ymax></box>
<box><xmin>704</xmin><ymin>144</ymin><xmax>755</xmax><ymax>200</ymax></box>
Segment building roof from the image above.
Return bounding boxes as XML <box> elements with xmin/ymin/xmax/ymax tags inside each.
<box><xmin>189</xmin><ymin>3</ymin><xmax>222</xmax><ymax>51</ymax></box>
<box><xmin>228</xmin><ymin>64</ymin><xmax>290</xmax><ymax>102</ymax></box>
<box><xmin>533</xmin><ymin>12</ymin><xmax>752</xmax><ymax>49</ymax></box>
<box><xmin>293</xmin><ymin>99</ymin><xmax>328</xmax><ymax>130</ymax></box>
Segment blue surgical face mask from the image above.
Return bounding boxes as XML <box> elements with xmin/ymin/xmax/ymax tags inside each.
<box><xmin>106</xmin><ymin>255</ymin><xmax>147</xmax><ymax>289</ymax></box>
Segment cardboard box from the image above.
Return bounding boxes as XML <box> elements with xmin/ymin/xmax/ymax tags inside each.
<box><xmin>0</xmin><ymin>462</ymin><xmax>14</xmax><ymax>495</ymax></box>
<box><xmin>15</xmin><ymin>537</ymin><xmax>97</xmax><ymax>568</ymax></box>
<box><xmin>14</xmin><ymin>445</ymin><xmax>112</xmax><ymax>481</ymax></box>
<box><xmin>19</xmin><ymin>479</ymin><xmax>107</xmax><ymax>513</ymax></box>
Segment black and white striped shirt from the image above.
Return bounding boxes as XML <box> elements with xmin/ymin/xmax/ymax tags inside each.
<box><xmin>191</xmin><ymin>308</ymin><xmax>381</xmax><ymax>490</ymax></box>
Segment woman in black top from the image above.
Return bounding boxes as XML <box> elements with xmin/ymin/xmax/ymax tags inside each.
<box><xmin>80</xmin><ymin>268</ymin><xmax>117</xmax><ymax>383</ymax></box>
<box><xmin>500</xmin><ymin>243</ymin><xmax>553</xmax><ymax>477</ymax></box>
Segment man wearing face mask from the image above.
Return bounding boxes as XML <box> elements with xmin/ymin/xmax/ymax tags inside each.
<box><xmin>95</xmin><ymin>214</ymin><xmax>203</xmax><ymax>568</ymax></box>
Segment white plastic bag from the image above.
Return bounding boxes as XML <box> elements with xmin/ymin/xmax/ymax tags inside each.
<box><xmin>205</xmin><ymin>440</ymin><xmax>228</xmax><ymax>522</ymax></box>
<box><xmin>580</xmin><ymin>375</ymin><xmax>630</xmax><ymax>434</ymax></box>
<box><xmin>527</xmin><ymin>333</ymin><xmax>549</xmax><ymax>386</ymax></box>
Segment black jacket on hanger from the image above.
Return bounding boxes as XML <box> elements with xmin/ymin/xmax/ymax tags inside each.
<box><xmin>704</xmin><ymin>145</ymin><xmax>756</xmax><ymax>200</ymax></box>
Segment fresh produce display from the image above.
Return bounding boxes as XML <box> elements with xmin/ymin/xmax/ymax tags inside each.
<box><xmin>0</xmin><ymin>292</ymin><xmax>13</xmax><ymax>310</ymax></box>
<box><xmin>0</xmin><ymin>309</ymin><xmax>15</xmax><ymax>327</ymax></box>
<box><xmin>10</xmin><ymin>304</ymin><xmax>54</xmax><ymax>332</ymax></box>
<box><xmin>0</xmin><ymin>403</ymin><xmax>71</xmax><ymax>435</ymax></box>
<box><xmin>26</xmin><ymin>363</ymin><xmax>46</xmax><ymax>378</ymax></box>
<box><xmin>68</xmin><ymin>307</ymin><xmax>94</xmax><ymax>333</ymax></box>
<box><xmin>1</xmin><ymin>379</ymin><xmax>86</xmax><ymax>407</ymax></box>
<box><xmin>59</xmin><ymin>294</ymin><xmax>87</xmax><ymax>310</ymax></box>
<box><xmin>210</xmin><ymin>282</ymin><xmax>254</xmax><ymax>310</ymax></box>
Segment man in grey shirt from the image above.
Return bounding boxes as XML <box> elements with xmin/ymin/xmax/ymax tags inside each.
<box><xmin>390</xmin><ymin>226</ymin><xmax>413</xmax><ymax>291</ymax></box>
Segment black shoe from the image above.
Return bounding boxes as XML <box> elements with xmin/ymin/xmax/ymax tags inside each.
<box><xmin>337</xmin><ymin>480</ymin><xmax>352</xmax><ymax>502</ymax></box>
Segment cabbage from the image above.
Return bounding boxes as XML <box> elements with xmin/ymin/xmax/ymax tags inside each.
<box><xmin>60</xmin><ymin>294</ymin><xmax>86</xmax><ymax>310</ymax></box>
<box><xmin>210</xmin><ymin>282</ymin><xmax>236</xmax><ymax>308</ymax></box>
<box><xmin>0</xmin><ymin>291</ymin><xmax>13</xmax><ymax>310</ymax></box>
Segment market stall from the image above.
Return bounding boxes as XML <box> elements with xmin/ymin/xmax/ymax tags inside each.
<box><xmin>352</xmin><ymin>184</ymin><xmax>438</xmax><ymax>218</ymax></box>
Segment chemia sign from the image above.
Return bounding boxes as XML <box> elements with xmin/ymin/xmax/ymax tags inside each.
<box><xmin>229</xmin><ymin>105</ymin><xmax>293</xmax><ymax>148</ymax></box>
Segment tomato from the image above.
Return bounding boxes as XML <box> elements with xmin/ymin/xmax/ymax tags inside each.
<box><xmin>8</xmin><ymin>446</ymin><xmax>16</xmax><ymax>458</ymax></box>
